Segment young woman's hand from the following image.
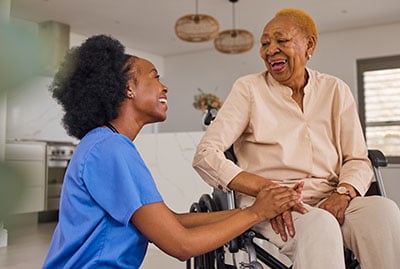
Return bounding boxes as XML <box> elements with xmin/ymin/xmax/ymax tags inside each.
<box><xmin>248</xmin><ymin>185</ymin><xmax>300</xmax><ymax>221</ymax></box>
<box><xmin>270</xmin><ymin>181</ymin><xmax>308</xmax><ymax>241</ymax></box>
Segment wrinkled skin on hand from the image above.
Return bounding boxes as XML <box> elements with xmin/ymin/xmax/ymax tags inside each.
<box><xmin>319</xmin><ymin>193</ymin><xmax>350</xmax><ymax>225</ymax></box>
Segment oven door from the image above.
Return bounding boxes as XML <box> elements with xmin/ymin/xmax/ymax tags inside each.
<box><xmin>45</xmin><ymin>144</ymin><xmax>75</xmax><ymax>211</ymax></box>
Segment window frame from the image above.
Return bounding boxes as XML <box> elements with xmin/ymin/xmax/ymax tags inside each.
<box><xmin>357</xmin><ymin>54</ymin><xmax>400</xmax><ymax>164</ymax></box>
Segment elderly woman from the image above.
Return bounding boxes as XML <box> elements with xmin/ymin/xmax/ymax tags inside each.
<box><xmin>41</xmin><ymin>34</ymin><xmax>302</xmax><ymax>268</ymax></box>
<box><xmin>193</xmin><ymin>8</ymin><xmax>400</xmax><ymax>269</ymax></box>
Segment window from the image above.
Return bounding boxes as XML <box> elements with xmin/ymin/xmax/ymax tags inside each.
<box><xmin>357</xmin><ymin>55</ymin><xmax>400</xmax><ymax>164</ymax></box>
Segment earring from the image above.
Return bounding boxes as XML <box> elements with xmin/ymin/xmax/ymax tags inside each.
<box><xmin>127</xmin><ymin>87</ymin><xmax>135</xmax><ymax>99</ymax></box>
<box><xmin>128</xmin><ymin>91</ymin><xmax>136</xmax><ymax>99</ymax></box>
<box><xmin>308</xmin><ymin>54</ymin><xmax>312</xmax><ymax>59</ymax></box>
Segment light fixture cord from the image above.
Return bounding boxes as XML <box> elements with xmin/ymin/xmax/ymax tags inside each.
<box><xmin>232</xmin><ymin>1</ymin><xmax>236</xmax><ymax>30</ymax></box>
<box><xmin>195</xmin><ymin>0</ymin><xmax>199</xmax><ymax>15</ymax></box>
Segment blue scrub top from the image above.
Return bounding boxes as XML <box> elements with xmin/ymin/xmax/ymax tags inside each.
<box><xmin>43</xmin><ymin>128</ymin><xmax>163</xmax><ymax>268</ymax></box>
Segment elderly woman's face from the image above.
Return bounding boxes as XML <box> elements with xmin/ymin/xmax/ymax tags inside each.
<box><xmin>260</xmin><ymin>16</ymin><xmax>313</xmax><ymax>87</ymax></box>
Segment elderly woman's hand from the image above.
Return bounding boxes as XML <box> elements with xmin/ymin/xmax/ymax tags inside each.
<box><xmin>270</xmin><ymin>182</ymin><xmax>308</xmax><ymax>241</ymax></box>
<box><xmin>319</xmin><ymin>193</ymin><xmax>350</xmax><ymax>225</ymax></box>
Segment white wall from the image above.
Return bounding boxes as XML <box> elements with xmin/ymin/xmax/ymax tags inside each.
<box><xmin>161</xmin><ymin>47</ymin><xmax>264</xmax><ymax>132</ymax></box>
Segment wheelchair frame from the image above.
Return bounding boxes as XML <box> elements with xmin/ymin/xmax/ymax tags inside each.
<box><xmin>187</xmin><ymin>149</ymin><xmax>388</xmax><ymax>269</ymax></box>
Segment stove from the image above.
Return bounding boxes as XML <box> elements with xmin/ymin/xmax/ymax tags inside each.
<box><xmin>45</xmin><ymin>142</ymin><xmax>76</xmax><ymax>210</ymax></box>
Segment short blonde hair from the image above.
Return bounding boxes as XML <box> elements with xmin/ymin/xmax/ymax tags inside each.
<box><xmin>274</xmin><ymin>8</ymin><xmax>318</xmax><ymax>44</ymax></box>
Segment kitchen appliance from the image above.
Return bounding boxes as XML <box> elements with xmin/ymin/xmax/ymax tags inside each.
<box><xmin>39</xmin><ymin>141</ymin><xmax>76</xmax><ymax>222</ymax></box>
<box><xmin>46</xmin><ymin>142</ymin><xmax>75</xmax><ymax>208</ymax></box>
<box><xmin>5</xmin><ymin>141</ymin><xmax>47</xmax><ymax>214</ymax></box>
<box><xmin>5</xmin><ymin>140</ymin><xmax>76</xmax><ymax>221</ymax></box>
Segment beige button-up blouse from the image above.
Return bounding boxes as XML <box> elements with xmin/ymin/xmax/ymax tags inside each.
<box><xmin>193</xmin><ymin>69</ymin><xmax>373</xmax><ymax>206</ymax></box>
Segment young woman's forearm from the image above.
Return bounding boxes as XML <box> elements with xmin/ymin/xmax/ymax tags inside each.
<box><xmin>134</xmin><ymin>187</ymin><xmax>299</xmax><ymax>261</ymax></box>
<box><xmin>168</xmin><ymin>207</ymin><xmax>261</xmax><ymax>261</ymax></box>
<box><xmin>174</xmin><ymin>208</ymin><xmax>241</xmax><ymax>228</ymax></box>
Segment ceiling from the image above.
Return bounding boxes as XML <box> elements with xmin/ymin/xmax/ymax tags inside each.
<box><xmin>10</xmin><ymin>0</ymin><xmax>400</xmax><ymax>57</ymax></box>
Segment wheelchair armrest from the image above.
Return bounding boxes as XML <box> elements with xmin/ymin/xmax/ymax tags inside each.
<box><xmin>368</xmin><ymin>149</ymin><xmax>387</xmax><ymax>168</ymax></box>
<box><xmin>224</xmin><ymin>145</ymin><xmax>237</xmax><ymax>163</ymax></box>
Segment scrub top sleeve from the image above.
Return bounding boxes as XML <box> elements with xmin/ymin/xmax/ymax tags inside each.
<box><xmin>83</xmin><ymin>138</ymin><xmax>163</xmax><ymax>225</ymax></box>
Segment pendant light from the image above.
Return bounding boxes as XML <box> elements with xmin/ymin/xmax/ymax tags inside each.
<box><xmin>175</xmin><ymin>0</ymin><xmax>219</xmax><ymax>42</ymax></box>
<box><xmin>214</xmin><ymin>0</ymin><xmax>254</xmax><ymax>54</ymax></box>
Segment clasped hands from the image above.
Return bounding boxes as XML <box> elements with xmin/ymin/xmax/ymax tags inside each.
<box><xmin>267</xmin><ymin>182</ymin><xmax>307</xmax><ymax>242</ymax></box>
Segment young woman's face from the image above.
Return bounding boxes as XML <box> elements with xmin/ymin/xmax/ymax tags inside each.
<box><xmin>127</xmin><ymin>58</ymin><xmax>168</xmax><ymax>124</ymax></box>
<box><xmin>259</xmin><ymin>16</ymin><xmax>313</xmax><ymax>88</ymax></box>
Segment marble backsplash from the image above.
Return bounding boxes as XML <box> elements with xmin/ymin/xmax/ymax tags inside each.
<box><xmin>6</xmin><ymin>76</ymin><xmax>71</xmax><ymax>143</ymax></box>
<box><xmin>134</xmin><ymin>131</ymin><xmax>212</xmax><ymax>213</ymax></box>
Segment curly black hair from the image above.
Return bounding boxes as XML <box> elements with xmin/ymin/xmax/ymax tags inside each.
<box><xmin>50</xmin><ymin>34</ymin><xmax>133</xmax><ymax>139</ymax></box>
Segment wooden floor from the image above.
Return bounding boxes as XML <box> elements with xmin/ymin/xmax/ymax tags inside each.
<box><xmin>0</xmin><ymin>218</ymin><xmax>56</xmax><ymax>269</ymax></box>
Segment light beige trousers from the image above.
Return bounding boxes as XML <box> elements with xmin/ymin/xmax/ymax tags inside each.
<box><xmin>254</xmin><ymin>196</ymin><xmax>400</xmax><ymax>269</ymax></box>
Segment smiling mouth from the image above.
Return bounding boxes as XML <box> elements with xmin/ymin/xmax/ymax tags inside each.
<box><xmin>270</xmin><ymin>59</ymin><xmax>288</xmax><ymax>68</ymax></box>
<box><xmin>159</xmin><ymin>98</ymin><xmax>167</xmax><ymax>104</ymax></box>
<box><xmin>270</xmin><ymin>59</ymin><xmax>288</xmax><ymax>72</ymax></box>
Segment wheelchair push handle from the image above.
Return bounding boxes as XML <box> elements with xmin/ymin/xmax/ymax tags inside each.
<box><xmin>368</xmin><ymin>149</ymin><xmax>387</xmax><ymax>168</ymax></box>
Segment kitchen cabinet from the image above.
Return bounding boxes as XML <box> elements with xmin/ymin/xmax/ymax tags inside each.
<box><xmin>5</xmin><ymin>141</ymin><xmax>46</xmax><ymax>214</ymax></box>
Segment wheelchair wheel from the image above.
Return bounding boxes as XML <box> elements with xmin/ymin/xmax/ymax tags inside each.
<box><xmin>186</xmin><ymin>246</ymin><xmax>231</xmax><ymax>269</ymax></box>
<box><xmin>186</xmin><ymin>195</ymin><xmax>228</xmax><ymax>269</ymax></box>
<box><xmin>199</xmin><ymin>194</ymin><xmax>218</xmax><ymax>212</ymax></box>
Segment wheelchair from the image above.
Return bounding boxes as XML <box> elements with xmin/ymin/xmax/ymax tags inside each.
<box><xmin>186</xmin><ymin>148</ymin><xmax>388</xmax><ymax>269</ymax></box>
